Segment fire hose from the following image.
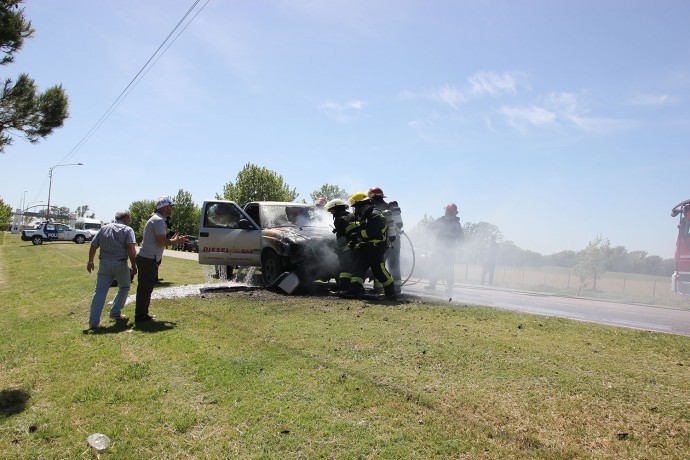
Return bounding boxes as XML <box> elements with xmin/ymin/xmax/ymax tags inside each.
<box><xmin>400</xmin><ymin>231</ymin><xmax>417</xmax><ymax>287</ymax></box>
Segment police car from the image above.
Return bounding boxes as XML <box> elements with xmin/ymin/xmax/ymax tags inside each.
<box><xmin>21</xmin><ymin>222</ymin><xmax>93</xmax><ymax>245</ymax></box>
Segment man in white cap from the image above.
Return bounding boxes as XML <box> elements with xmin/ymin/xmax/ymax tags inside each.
<box><xmin>134</xmin><ymin>196</ymin><xmax>187</xmax><ymax>323</ymax></box>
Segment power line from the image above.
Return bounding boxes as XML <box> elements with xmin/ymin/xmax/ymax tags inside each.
<box><xmin>57</xmin><ymin>0</ymin><xmax>209</xmax><ymax>166</ymax></box>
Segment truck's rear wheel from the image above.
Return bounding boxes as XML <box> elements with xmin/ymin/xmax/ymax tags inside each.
<box><xmin>261</xmin><ymin>250</ymin><xmax>284</xmax><ymax>286</ymax></box>
<box><xmin>32</xmin><ymin>235</ymin><xmax>43</xmax><ymax>245</ymax></box>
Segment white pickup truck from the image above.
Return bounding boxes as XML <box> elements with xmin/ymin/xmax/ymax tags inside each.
<box><xmin>21</xmin><ymin>222</ymin><xmax>93</xmax><ymax>245</ymax></box>
<box><xmin>198</xmin><ymin>200</ymin><xmax>339</xmax><ymax>291</ymax></box>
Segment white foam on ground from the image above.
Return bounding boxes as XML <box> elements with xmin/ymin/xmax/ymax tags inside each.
<box><xmin>121</xmin><ymin>266</ymin><xmax>261</xmax><ymax>305</ymax></box>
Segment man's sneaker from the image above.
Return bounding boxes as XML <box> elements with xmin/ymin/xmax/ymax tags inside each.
<box><xmin>110</xmin><ymin>314</ymin><xmax>128</xmax><ymax>321</ymax></box>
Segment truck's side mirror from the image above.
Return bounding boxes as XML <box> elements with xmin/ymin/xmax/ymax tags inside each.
<box><xmin>238</xmin><ymin>219</ymin><xmax>253</xmax><ymax>230</ymax></box>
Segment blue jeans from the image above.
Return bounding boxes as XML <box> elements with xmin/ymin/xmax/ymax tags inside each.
<box><xmin>89</xmin><ymin>259</ymin><xmax>131</xmax><ymax>327</ymax></box>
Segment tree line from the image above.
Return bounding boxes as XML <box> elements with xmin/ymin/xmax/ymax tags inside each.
<box><xmin>1</xmin><ymin>163</ymin><xmax>676</xmax><ymax>283</ymax></box>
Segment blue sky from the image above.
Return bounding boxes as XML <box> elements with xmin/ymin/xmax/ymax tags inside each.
<box><xmin>2</xmin><ymin>0</ymin><xmax>689</xmax><ymax>258</ymax></box>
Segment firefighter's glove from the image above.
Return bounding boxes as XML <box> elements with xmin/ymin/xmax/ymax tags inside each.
<box><xmin>347</xmin><ymin>233</ymin><xmax>359</xmax><ymax>248</ymax></box>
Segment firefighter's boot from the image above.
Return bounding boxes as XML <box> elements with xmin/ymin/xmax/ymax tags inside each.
<box><xmin>342</xmin><ymin>283</ymin><xmax>364</xmax><ymax>298</ymax></box>
<box><xmin>337</xmin><ymin>276</ymin><xmax>351</xmax><ymax>293</ymax></box>
<box><xmin>383</xmin><ymin>284</ymin><xmax>397</xmax><ymax>301</ymax></box>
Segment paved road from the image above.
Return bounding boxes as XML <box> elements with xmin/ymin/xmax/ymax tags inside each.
<box><xmin>165</xmin><ymin>250</ymin><xmax>690</xmax><ymax>337</ymax></box>
<box><xmin>164</xmin><ymin>248</ymin><xmax>198</xmax><ymax>261</ymax></box>
<box><xmin>403</xmin><ymin>280</ymin><xmax>690</xmax><ymax>337</ymax></box>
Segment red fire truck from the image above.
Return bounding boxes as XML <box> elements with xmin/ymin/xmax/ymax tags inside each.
<box><xmin>671</xmin><ymin>199</ymin><xmax>690</xmax><ymax>295</ymax></box>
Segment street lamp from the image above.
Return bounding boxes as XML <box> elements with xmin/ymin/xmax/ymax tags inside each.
<box><xmin>46</xmin><ymin>163</ymin><xmax>83</xmax><ymax>221</ymax></box>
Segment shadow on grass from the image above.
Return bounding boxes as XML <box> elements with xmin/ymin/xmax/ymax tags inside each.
<box><xmin>82</xmin><ymin>318</ymin><xmax>133</xmax><ymax>335</ymax></box>
<box><xmin>82</xmin><ymin>319</ymin><xmax>177</xmax><ymax>334</ymax></box>
<box><xmin>133</xmin><ymin>320</ymin><xmax>177</xmax><ymax>333</ymax></box>
<box><xmin>0</xmin><ymin>389</ymin><xmax>31</xmax><ymax>418</ymax></box>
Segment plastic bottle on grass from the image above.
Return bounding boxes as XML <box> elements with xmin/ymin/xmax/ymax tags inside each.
<box><xmin>87</xmin><ymin>433</ymin><xmax>111</xmax><ymax>450</ymax></box>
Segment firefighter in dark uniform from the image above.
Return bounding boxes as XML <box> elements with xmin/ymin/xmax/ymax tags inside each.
<box><xmin>425</xmin><ymin>202</ymin><xmax>464</xmax><ymax>294</ymax></box>
<box><xmin>344</xmin><ymin>192</ymin><xmax>397</xmax><ymax>300</ymax></box>
<box><xmin>368</xmin><ymin>187</ymin><xmax>404</xmax><ymax>294</ymax></box>
<box><xmin>325</xmin><ymin>198</ymin><xmax>358</xmax><ymax>293</ymax></box>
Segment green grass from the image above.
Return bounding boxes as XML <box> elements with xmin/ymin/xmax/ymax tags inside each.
<box><xmin>0</xmin><ymin>234</ymin><xmax>688</xmax><ymax>459</ymax></box>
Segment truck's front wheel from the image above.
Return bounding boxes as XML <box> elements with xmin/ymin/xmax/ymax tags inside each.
<box><xmin>32</xmin><ymin>235</ymin><xmax>43</xmax><ymax>245</ymax></box>
<box><xmin>74</xmin><ymin>235</ymin><xmax>86</xmax><ymax>244</ymax></box>
<box><xmin>261</xmin><ymin>250</ymin><xmax>285</xmax><ymax>286</ymax></box>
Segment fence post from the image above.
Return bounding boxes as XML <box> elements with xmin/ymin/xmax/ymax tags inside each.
<box><xmin>622</xmin><ymin>278</ymin><xmax>626</xmax><ymax>294</ymax></box>
<box><xmin>567</xmin><ymin>273</ymin><xmax>570</xmax><ymax>289</ymax></box>
<box><xmin>652</xmin><ymin>280</ymin><xmax>656</xmax><ymax>299</ymax></box>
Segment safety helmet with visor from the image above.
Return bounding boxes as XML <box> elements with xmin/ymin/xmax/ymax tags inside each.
<box><xmin>444</xmin><ymin>203</ymin><xmax>458</xmax><ymax>215</ymax></box>
<box><xmin>349</xmin><ymin>192</ymin><xmax>369</xmax><ymax>207</ymax></box>
<box><xmin>324</xmin><ymin>198</ymin><xmax>349</xmax><ymax>212</ymax></box>
<box><xmin>367</xmin><ymin>187</ymin><xmax>385</xmax><ymax>198</ymax></box>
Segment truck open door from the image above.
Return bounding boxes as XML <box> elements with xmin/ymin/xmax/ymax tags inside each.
<box><xmin>198</xmin><ymin>201</ymin><xmax>261</xmax><ymax>267</ymax></box>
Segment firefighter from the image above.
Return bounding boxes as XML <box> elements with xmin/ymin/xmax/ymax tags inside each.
<box><xmin>314</xmin><ymin>196</ymin><xmax>329</xmax><ymax>220</ymax></box>
<box><xmin>343</xmin><ymin>192</ymin><xmax>397</xmax><ymax>300</ymax></box>
<box><xmin>425</xmin><ymin>202</ymin><xmax>464</xmax><ymax>294</ymax></box>
<box><xmin>368</xmin><ymin>186</ymin><xmax>404</xmax><ymax>294</ymax></box>
<box><xmin>325</xmin><ymin>199</ymin><xmax>358</xmax><ymax>293</ymax></box>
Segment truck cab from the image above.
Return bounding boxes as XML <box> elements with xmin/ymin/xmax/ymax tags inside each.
<box><xmin>198</xmin><ymin>200</ymin><xmax>339</xmax><ymax>290</ymax></box>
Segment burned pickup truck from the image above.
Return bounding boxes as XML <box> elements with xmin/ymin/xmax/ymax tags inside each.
<box><xmin>198</xmin><ymin>200</ymin><xmax>339</xmax><ymax>292</ymax></box>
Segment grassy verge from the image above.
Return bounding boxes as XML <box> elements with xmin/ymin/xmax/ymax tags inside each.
<box><xmin>0</xmin><ymin>234</ymin><xmax>688</xmax><ymax>459</ymax></box>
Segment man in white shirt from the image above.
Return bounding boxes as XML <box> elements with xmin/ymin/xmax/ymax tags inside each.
<box><xmin>134</xmin><ymin>196</ymin><xmax>187</xmax><ymax>323</ymax></box>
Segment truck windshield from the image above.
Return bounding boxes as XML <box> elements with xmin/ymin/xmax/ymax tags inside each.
<box><xmin>260</xmin><ymin>205</ymin><xmax>328</xmax><ymax>229</ymax></box>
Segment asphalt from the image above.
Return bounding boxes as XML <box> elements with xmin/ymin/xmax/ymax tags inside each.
<box><xmin>164</xmin><ymin>249</ymin><xmax>690</xmax><ymax>336</ymax></box>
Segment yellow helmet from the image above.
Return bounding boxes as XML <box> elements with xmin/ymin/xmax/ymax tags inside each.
<box><xmin>349</xmin><ymin>191</ymin><xmax>369</xmax><ymax>206</ymax></box>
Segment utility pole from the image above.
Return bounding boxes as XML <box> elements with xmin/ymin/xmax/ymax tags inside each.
<box><xmin>46</xmin><ymin>163</ymin><xmax>83</xmax><ymax>221</ymax></box>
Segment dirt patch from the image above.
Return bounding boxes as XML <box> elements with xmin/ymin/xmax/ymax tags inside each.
<box><xmin>200</xmin><ymin>286</ymin><xmax>288</xmax><ymax>302</ymax></box>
